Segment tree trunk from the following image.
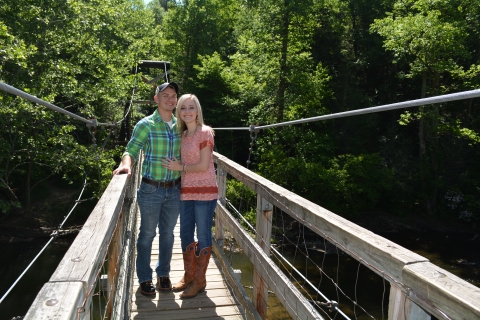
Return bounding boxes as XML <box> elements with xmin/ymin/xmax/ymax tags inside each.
<box><xmin>419</xmin><ymin>74</ymin><xmax>426</xmax><ymax>158</ymax></box>
<box><xmin>419</xmin><ymin>72</ymin><xmax>442</xmax><ymax>216</ymax></box>
<box><xmin>25</xmin><ymin>160</ymin><xmax>32</xmax><ymax>213</ymax></box>
<box><xmin>430</xmin><ymin>72</ymin><xmax>440</xmax><ymax>214</ymax></box>
<box><xmin>0</xmin><ymin>178</ymin><xmax>19</xmax><ymax>203</ymax></box>
<box><xmin>276</xmin><ymin>1</ymin><xmax>289</xmax><ymax>125</ymax></box>
<box><xmin>349</xmin><ymin>0</ymin><xmax>358</xmax><ymax>58</ymax></box>
<box><xmin>418</xmin><ymin>74</ymin><xmax>433</xmax><ymax>215</ymax></box>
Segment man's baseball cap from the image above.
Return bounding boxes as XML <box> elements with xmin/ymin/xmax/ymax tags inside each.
<box><xmin>155</xmin><ymin>82</ymin><xmax>179</xmax><ymax>95</ymax></box>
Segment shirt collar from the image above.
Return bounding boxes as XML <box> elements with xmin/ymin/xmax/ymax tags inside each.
<box><xmin>153</xmin><ymin>109</ymin><xmax>177</xmax><ymax>124</ymax></box>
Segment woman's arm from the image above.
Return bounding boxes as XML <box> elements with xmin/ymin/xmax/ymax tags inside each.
<box><xmin>161</xmin><ymin>145</ymin><xmax>212</xmax><ymax>173</ymax></box>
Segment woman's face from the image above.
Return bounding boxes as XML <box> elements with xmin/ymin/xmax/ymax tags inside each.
<box><xmin>179</xmin><ymin>98</ymin><xmax>198</xmax><ymax>125</ymax></box>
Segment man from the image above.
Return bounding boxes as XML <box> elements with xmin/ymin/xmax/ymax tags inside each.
<box><xmin>113</xmin><ymin>82</ymin><xmax>181</xmax><ymax>296</ymax></box>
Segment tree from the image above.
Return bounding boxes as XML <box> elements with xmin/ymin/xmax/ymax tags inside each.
<box><xmin>159</xmin><ymin>0</ymin><xmax>240</xmax><ymax>90</ymax></box>
<box><xmin>159</xmin><ymin>0</ymin><xmax>178</xmax><ymax>11</ymax></box>
<box><xmin>371</xmin><ymin>0</ymin><xmax>477</xmax><ymax>215</ymax></box>
<box><xmin>0</xmin><ymin>0</ymin><xmax>158</xmax><ymax>219</ymax></box>
<box><xmin>216</xmin><ymin>0</ymin><xmax>392</xmax><ymax>215</ymax></box>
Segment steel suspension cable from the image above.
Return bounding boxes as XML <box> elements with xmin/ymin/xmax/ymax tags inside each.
<box><xmin>238</xmin><ymin>127</ymin><xmax>258</xmax><ymax>212</ymax></box>
<box><xmin>213</xmin><ymin>89</ymin><xmax>480</xmax><ymax>131</ymax></box>
<box><xmin>0</xmin><ymin>237</ymin><xmax>56</xmax><ymax>305</ymax></box>
<box><xmin>164</xmin><ymin>62</ymin><xmax>170</xmax><ymax>83</ymax></box>
<box><xmin>0</xmin><ymin>177</ymin><xmax>89</xmax><ymax>305</ymax></box>
<box><xmin>0</xmin><ymin>82</ymin><xmax>116</xmax><ymax>127</ymax></box>
<box><xmin>270</xmin><ymin>246</ymin><xmax>351</xmax><ymax>320</ymax></box>
<box><xmin>225</xmin><ymin>198</ymin><xmax>352</xmax><ymax>319</ymax></box>
<box><xmin>57</xmin><ymin>177</ymin><xmax>88</xmax><ymax>230</ymax></box>
<box><xmin>116</xmin><ymin>64</ymin><xmax>139</xmax><ymax>126</ymax></box>
<box><xmin>0</xmin><ymin>73</ymin><xmax>140</xmax><ymax>307</ymax></box>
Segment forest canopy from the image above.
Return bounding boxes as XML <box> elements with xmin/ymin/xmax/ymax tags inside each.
<box><xmin>1</xmin><ymin>0</ymin><xmax>479</xmax><ymax>227</ymax></box>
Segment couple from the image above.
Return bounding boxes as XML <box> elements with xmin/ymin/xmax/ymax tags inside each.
<box><xmin>113</xmin><ymin>82</ymin><xmax>218</xmax><ymax>299</ymax></box>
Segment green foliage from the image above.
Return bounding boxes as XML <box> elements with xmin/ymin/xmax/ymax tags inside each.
<box><xmin>437</xmin><ymin>119</ymin><xmax>480</xmax><ymax>145</ymax></box>
<box><xmin>160</xmin><ymin>0</ymin><xmax>240</xmax><ymax>89</ymax></box>
<box><xmin>0</xmin><ymin>0</ymin><xmax>158</xmax><ymax>218</ymax></box>
<box><xmin>370</xmin><ymin>0</ymin><xmax>480</xmax><ymax>217</ymax></box>
<box><xmin>371</xmin><ymin>3</ymin><xmax>468</xmax><ymax>78</ymax></box>
<box><xmin>236</xmin><ymin>0</ymin><xmax>322</xmax><ymax>124</ymax></box>
<box><xmin>256</xmin><ymin>140</ymin><xmax>395</xmax><ymax>216</ymax></box>
<box><xmin>192</xmin><ymin>52</ymin><xmax>261</xmax><ymax>161</ymax></box>
<box><xmin>226</xmin><ymin>179</ymin><xmax>257</xmax><ymax>227</ymax></box>
<box><xmin>0</xmin><ymin>22</ymin><xmax>34</xmax><ymax>70</ymax></box>
<box><xmin>2</xmin><ymin>0</ymin><xmax>480</xmax><ymax>227</ymax></box>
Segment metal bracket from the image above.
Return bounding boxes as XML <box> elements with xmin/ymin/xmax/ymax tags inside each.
<box><xmin>249</xmin><ymin>124</ymin><xmax>260</xmax><ymax>133</ymax></box>
<box><xmin>86</xmin><ymin>118</ymin><xmax>98</xmax><ymax>128</ymax></box>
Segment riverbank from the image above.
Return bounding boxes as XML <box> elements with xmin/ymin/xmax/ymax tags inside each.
<box><xmin>0</xmin><ymin>177</ymin><xmax>96</xmax><ymax>243</ymax></box>
<box><xmin>2</xmin><ymin>203</ymin><xmax>478</xmax><ymax>242</ymax></box>
<box><xmin>350</xmin><ymin>211</ymin><xmax>479</xmax><ymax>237</ymax></box>
<box><xmin>0</xmin><ymin>212</ymin><xmax>82</xmax><ymax>243</ymax></box>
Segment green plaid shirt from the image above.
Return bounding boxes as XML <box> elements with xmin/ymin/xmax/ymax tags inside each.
<box><xmin>123</xmin><ymin>109</ymin><xmax>182</xmax><ymax>181</ymax></box>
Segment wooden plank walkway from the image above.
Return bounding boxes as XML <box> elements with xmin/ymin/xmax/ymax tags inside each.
<box><xmin>129</xmin><ymin>217</ymin><xmax>245</xmax><ymax>320</ymax></box>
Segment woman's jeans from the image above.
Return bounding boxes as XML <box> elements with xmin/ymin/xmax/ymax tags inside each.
<box><xmin>136</xmin><ymin>182</ymin><xmax>180</xmax><ymax>284</ymax></box>
<box><xmin>179</xmin><ymin>199</ymin><xmax>217</xmax><ymax>252</ymax></box>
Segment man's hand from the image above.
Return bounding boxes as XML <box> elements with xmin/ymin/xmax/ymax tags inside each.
<box><xmin>113</xmin><ymin>155</ymin><xmax>133</xmax><ymax>177</ymax></box>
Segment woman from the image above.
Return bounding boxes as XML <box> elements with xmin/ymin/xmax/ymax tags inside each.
<box><xmin>162</xmin><ymin>94</ymin><xmax>218</xmax><ymax>299</ymax></box>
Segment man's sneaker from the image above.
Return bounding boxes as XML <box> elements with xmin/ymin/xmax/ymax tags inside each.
<box><xmin>156</xmin><ymin>276</ymin><xmax>172</xmax><ymax>291</ymax></box>
<box><xmin>140</xmin><ymin>280</ymin><xmax>156</xmax><ymax>296</ymax></box>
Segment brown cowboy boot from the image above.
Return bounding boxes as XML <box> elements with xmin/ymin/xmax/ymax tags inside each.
<box><xmin>180</xmin><ymin>246</ymin><xmax>212</xmax><ymax>299</ymax></box>
<box><xmin>172</xmin><ymin>242</ymin><xmax>197</xmax><ymax>291</ymax></box>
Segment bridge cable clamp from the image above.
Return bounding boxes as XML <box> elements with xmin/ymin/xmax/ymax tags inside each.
<box><xmin>249</xmin><ymin>124</ymin><xmax>259</xmax><ymax>142</ymax></box>
<box><xmin>86</xmin><ymin>118</ymin><xmax>98</xmax><ymax>128</ymax></box>
<box><xmin>329</xmin><ymin>300</ymin><xmax>338</xmax><ymax>312</ymax></box>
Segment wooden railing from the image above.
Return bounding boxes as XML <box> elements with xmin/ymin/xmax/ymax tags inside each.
<box><xmin>212</xmin><ymin>152</ymin><xmax>480</xmax><ymax>320</ymax></box>
<box><xmin>23</xmin><ymin>161</ymin><xmax>141</xmax><ymax>320</ymax></box>
<box><xmin>22</xmin><ymin>151</ymin><xmax>480</xmax><ymax>319</ymax></box>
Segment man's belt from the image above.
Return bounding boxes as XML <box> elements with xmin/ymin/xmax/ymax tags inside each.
<box><xmin>142</xmin><ymin>177</ymin><xmax>181</xmax><ymax>188</ymax></box>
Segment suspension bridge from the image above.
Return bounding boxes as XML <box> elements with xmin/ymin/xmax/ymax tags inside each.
<box><xmin>16</xmin><ymin>148</ymin><xmax>480</xmax><ymax>320</ymax></box>
<box><xmin>1</xmin><ymin>76</ymin><xmax>480</xmax><ymax>319</ymax></box>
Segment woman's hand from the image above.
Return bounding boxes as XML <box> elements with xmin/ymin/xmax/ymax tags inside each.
<box><xmin>162</xmin><ymin>156</ymin><xmax>182</xmax><ymax>171</ymax></box>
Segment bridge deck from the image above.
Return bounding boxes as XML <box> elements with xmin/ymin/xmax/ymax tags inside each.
<box><xmin>129</xmin><ymin>217</ymin><xmax>244</xmax><ymax>320</ymax></box>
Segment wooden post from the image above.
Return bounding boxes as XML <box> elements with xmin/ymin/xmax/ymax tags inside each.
<box><xmin>216</xmin><ymin>202</ymin><xmax>323</xmax><ymax>320</ymax></box>
<box><xmin>105</xmin><ymin>211</ymin><xmax>123</xmax><ymax>318</ymax></box>
<box><xmin>388</xmin><ymin>286</ymin><xmax>429</xmax><ymax>320</ymax></box>
<box><xmin>253</xmin><ymin>196</ymin><xmax>273</xmax><ymax>320</ymax></box>
<box><xmin>111</xmin><ymin>160</ymin><xmax>141</xmax><ymax>319</ymax></box>
<box><xmin>215</xmin><ymin>167</ymin><xmax>227</xmax><ymax>250</ymax></box>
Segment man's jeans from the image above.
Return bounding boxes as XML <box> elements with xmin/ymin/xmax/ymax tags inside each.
<box><xmin>136</xmin><ymin>181</ymin><xmax>180</xmax><ymax>283</ymax></box>
<box><xmin>179</xmin><ymin>199</ymin><xmax>217</xmax><ymax>252</ymax></box>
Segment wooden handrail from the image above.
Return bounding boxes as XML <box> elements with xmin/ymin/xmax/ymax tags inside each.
<box><xmin>213</xmin><ymin>152</ymin><xmax>480</xmax><ymax>320</ymax></box>
<box><xmin>23</xmin><ymin>150</ymin><xmax>480</xmax><ymax>319</ymax></box>
<box><xmin>215</xmin><ymin>202</ymin><xmax>323</xmax><ymax>319</ymax></box>
<box><xmin>24</xmin><ymin>163</ymin><xmax>140</xmax><ymax>320</ymax></box>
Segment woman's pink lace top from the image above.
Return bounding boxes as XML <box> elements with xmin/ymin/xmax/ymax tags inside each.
<box><xmin>180</xmin><ymin>125</ymin><xmax>218</xmax><ymax>201</ymax></box>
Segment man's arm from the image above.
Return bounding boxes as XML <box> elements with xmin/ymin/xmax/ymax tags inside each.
<box><xmin>113</xmin><ymin>118</ymin><xmax>149</xmax><ymax>177</ymax></box>
<box><xmin>113</xmin><ymin>155</ymin><xmax>134</xmax><ymax>177</ymax></box>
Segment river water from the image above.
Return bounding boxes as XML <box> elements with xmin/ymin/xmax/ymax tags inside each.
<box><xmin>0</xmin><ymin>239</ymin><xmax>71</xmax><ymax>320</ymax></box>
<box><xmin>227</xmin><ymin>229</ymin><xmax>480</xmax><ymax>320</ymax></box>
<box><xmin>380</xmin><ymin>230</ymin><xmax>480</xmax><ymax>288</ymax></box>
<box><xmin>0</xmin><ymin>229</ymin><xmax>478</xmax><ymax>319</ymax></box>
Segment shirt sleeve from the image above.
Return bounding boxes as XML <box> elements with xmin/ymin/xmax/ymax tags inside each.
<box><xmin>122</xmin><ymin>120</ymin><xmax>149</xmax><ymax>162</ymax></box>
<box><xmin>199</xmin><ymin>127</ymin><xmax>214</xmax><ymax>150</ymax></box>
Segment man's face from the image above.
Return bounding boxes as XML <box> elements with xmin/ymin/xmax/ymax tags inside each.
<box><xmin>156</xmin><ymin>87</ymin><xmax>177</xmax><ymax>113</ymax></box>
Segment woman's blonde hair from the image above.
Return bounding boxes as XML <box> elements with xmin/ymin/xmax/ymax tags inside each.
<box><xmin>176</xmin><ymin>94</ymin><xmax>205</xmax><ymax>133</ymax></box>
